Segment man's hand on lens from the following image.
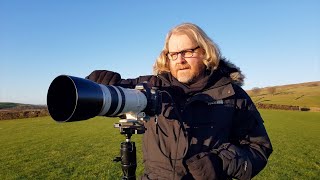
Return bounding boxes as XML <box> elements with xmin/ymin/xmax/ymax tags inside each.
<box><xmin>86</xmin><ymin>70</ymin><xmax>121</xmax><ymax>85</ymax></box>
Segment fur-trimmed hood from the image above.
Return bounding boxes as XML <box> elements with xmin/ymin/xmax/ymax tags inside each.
<box><xmin>217</xmin><ymin>58</ymin><xmax>245</xmax><ymax>86</ymax></box>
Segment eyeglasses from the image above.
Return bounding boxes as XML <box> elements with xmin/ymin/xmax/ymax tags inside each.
<box><xmin>167</xmin><ymin>46</ymin><xmax>200</xmax><ymax>61</ymax></box>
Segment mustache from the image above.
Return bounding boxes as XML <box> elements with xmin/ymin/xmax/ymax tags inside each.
<box><xmin>175</xmin><ymin>64</ymin><xmax>191</xmax><ymax>70</ymax></box>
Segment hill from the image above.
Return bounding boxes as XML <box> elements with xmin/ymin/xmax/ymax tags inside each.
<box><xmin>0</xmin><ymin>102</ymin><xmax>46</xmax><ymax>110</ymax></box>
<box><xmin>0</xmin><ymin>102</ymin><xmax>48</xmax><ymax>120</ymax></box>
<box><xmin>246</xmin><ymin>81</ymin><xmax>320</xmax><ymax>111</ymax></box>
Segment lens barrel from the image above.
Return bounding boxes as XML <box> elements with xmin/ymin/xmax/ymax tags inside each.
<box><xmin>47</xmin><ymin>75</ymin><xmax>147</xmax><ymax>122</ymax></box>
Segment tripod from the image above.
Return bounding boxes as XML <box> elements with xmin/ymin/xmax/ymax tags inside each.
<box><xmin>113</xmin><ymin>114</ymin><xmax>146</xmax><ymax>180</ymax></box>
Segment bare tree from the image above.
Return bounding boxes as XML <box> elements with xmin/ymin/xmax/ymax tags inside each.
<box><xmin>251</xmin><ymin>87</ymin><xmax>262</xmax><ymax>95</ymax></box>
<box><xmin>267</xmin><ymin>87</ymin><xmax>277</xmax><ymax>95</ymax></box>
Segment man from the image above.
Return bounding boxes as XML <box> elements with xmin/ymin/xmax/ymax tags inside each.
<box><xmin>87</xmin><ymin>23</ymin><xmax>273</xmax><ymax>180</ymax></box>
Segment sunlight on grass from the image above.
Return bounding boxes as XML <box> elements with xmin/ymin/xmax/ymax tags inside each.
<box><xmin>0</xmin><ymin>111</ymin><xmax>319</xmax><ymax>179</ymax></box>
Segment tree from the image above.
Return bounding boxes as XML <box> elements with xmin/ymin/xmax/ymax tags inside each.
<box><xmin>267</xmin><ymin>87</ymin><xmax>277</xmax><ymax>95</ymax></box>
<box><xmin>251</xmin><ymin>87</ymin><xmax>261</xmax><ymax>95</ymax></box>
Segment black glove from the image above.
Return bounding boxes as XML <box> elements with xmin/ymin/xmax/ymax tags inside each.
<box><xmin>186</xmin><ymin>152</ymin><xmax>223</xmax><ymax>180</ymax></box>
<box><xmin>216</xmin><ymin>144</ymin><xmax>252</xmax><ymax>180</ymax></box>
<box><xmin>86</xmin><ymin>70</ymin><xmax>121</xmax><ymax>85</ymax></box>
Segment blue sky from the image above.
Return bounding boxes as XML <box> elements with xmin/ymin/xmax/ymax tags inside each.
<box><xmin>1</xmin><ymin>0</ymin><xmax>319</xmax><ymax>105</ymax></box>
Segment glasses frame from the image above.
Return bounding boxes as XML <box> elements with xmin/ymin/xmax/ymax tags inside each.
<box><xmin>167</xmin><ymin>46</ymin><xmax>200</xmax><ymax>61</ymax></box>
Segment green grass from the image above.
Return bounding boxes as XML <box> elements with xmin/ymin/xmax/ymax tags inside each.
<box><xmin>0</xmin><ymin>117</ymin><xmax>144</xmax><ymax>179</ymax></box>
<box><xmin>0</xmin><ymin>110</ymin><xmax>319</xmax><ymax>179</ymax></box>
<box><xmin>255</xmin><ymin>110</ymin><xmax>320</xmax><ymax>179</ymax></box>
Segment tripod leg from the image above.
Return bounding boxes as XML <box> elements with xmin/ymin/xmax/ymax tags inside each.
<box><xmin>120</xmin><ymin>141</ymin><xmax>137</xmax><ymax>180</ymax></box>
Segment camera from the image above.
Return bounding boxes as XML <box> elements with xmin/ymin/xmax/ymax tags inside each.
<box><xmin>47</xmin><ymin>75</ymin><xmax>161</xmax><ymax>122</ymax></box>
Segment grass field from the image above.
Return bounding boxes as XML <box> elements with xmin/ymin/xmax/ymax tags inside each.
<box><xmin>0</xmin><ymin>110</ymin><xmax>319</xmax><ymax>179</ymax></box>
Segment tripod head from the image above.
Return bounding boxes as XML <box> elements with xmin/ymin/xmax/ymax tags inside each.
<box><xmin>113</xmin><ymin>113</ymin><xmax>149</xmax><ymax>180</ymax></box>
<box><xmin>114</xmin><ymin>112</ymin><xmax>148</xmax><ymax>139</ymax></box>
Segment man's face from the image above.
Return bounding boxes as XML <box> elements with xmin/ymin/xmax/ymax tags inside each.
<box><xmin>168</xmin><ymin>34</ymin><xmax>206</xmax><ymax>84</ymax></box>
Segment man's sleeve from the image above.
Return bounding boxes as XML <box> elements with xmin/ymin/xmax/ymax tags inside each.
<box><xmin>215</xmin><ymin>100</ymin><xmax>273</xmax><ymax>180</ymax></box>
<box><xmin>86</xmin><ymin>70</ymin><xmax>160</xmax><ymax>88</ymax></box>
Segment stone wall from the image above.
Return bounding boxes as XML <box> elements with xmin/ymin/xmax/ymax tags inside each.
<box><xmin>0</xmin><ymin>109</ymin><xmax>49</xmax><ymax>120</ymax></box>
<box><xmin>256</xmin><ymin>103</ymin><xmax>300</xmax><ymax>111</ymax></box>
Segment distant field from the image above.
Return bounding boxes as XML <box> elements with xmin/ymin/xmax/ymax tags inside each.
<box><xmin>247</xmin><ymin>81</ymin><xmax>320</xmax><ymax>108</ymax></box>
<box><xmin>0</xmin><ymin>110</ymin><xmax>319</xmax><ymax>179</ymax></box>
<box><xmin>0</xmin><ymin>102</ymin><xmax>21</xmax><ymax>109</ymax></box>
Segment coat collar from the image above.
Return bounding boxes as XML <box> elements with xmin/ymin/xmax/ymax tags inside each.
<box><xmin>185</xmin><ymin>78</ymin><xmax>235</xmax><ymax>104</ymax></box>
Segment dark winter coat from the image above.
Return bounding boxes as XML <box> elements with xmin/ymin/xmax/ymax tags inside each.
<box><xmin>86</xmin><ymin>60</ymin><xmax>273</xmax><ymax>180</ymax></box>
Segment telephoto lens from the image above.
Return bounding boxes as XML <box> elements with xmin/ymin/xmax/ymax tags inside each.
<box><xmin>47</xmin><ymin>75</ymin><xmax>148</xmax><ymax>122</ymax></box>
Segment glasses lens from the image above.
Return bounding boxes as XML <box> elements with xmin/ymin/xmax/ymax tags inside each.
<box><xmin>184</xmin><ymin>51</ymin><xmax>193</xmax><ymax>58</ymax></box>
<box><xmin>168</xmin><ymin>53</ymin><xmax>178</xmax><ymax>60</ymax></box>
